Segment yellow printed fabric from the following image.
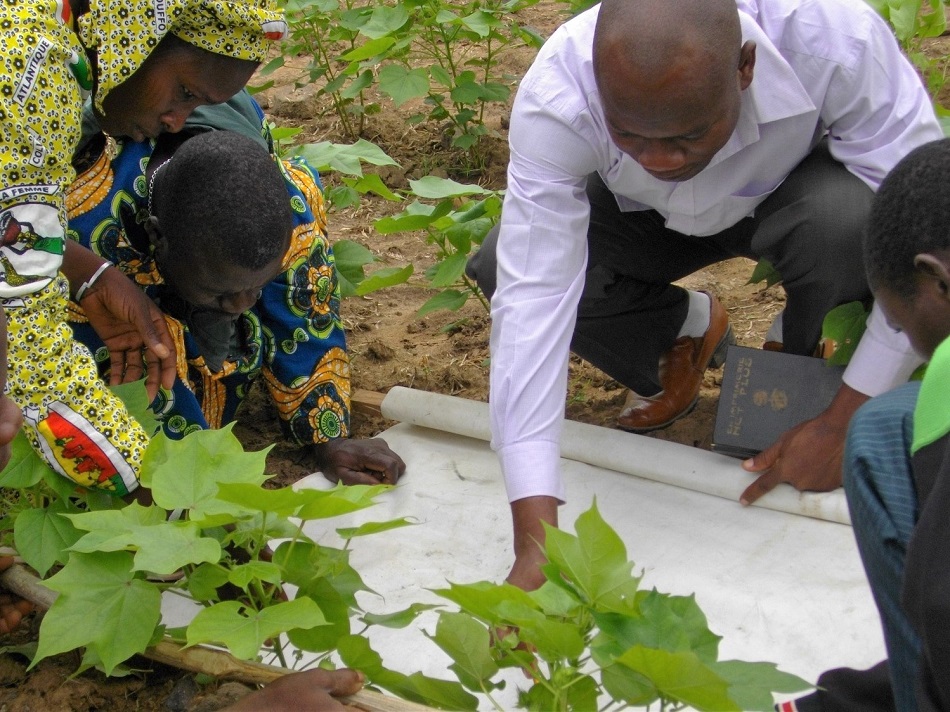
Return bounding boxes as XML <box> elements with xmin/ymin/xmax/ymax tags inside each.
<box><xmin>0</xmin><ymin>1</ymin><xmax>148</xmax><ymax>495</ymax></box>
<box><xmin>77</xmin><ymin>0</ymin><xmax>287</xmax><ymax>113</ymax></box>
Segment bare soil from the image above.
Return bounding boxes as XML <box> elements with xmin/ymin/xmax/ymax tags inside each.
<box><xmin>1</xmin><ymin>3</ymin><xmax>945</xmax><ymax>709</ymax></box>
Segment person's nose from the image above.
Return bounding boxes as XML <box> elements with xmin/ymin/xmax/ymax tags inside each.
<box><xmin>630</xmin><ymin>139</ymin><xmax>687</xmax><ymax>173</ymax></box>
<box><xmin>159</xmin><ymin>106</ymin><xmax>191</xmax><ymax>134</ymax></box>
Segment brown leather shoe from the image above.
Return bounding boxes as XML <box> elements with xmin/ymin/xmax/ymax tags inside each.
<box><xmin>617</xmin><ymin>292</ymin><xmax>733</xmax><ymax>432</ymax></box>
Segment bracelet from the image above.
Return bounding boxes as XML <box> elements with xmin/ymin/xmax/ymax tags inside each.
<box><xmin>75</xmin><ymin>262</ymin><xmax>111</xmax><ymax>302</ymax></box>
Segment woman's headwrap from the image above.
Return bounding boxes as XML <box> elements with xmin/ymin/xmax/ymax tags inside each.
<box><xmin>77</xmin><ymin>0</ymin><xmax>288</xmax><ymax>112</ymax></box>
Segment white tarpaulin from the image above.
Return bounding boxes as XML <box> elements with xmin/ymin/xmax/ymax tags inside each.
<box><xmin>293</xmin><ymin>388</ymin><xmax>886</xmax><ymax>710</ymax></box>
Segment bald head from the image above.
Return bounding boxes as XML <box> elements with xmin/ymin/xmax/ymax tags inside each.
<box><xmin>593</xmin><ymin>0</ymin><xmax>741</xmax><ymax>87</ymax></box>
<box><xmin>591</xmin><ymin>0</ymin><xmax>753</xmax><ymax>182</ymax></box>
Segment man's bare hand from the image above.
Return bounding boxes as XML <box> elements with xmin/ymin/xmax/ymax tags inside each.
<box><xmin>506</xmin><ymin>496</ymin><xmax>558</xmax><ymax>592</ymax></box>
<box><xmin>740</xmin><ymin>384</ymin><xmax>869</xmax><ymax>505</ymax></box>
<box><xmin>313</xmin><ymin>438</ymin><xmax>405</xmax><ymax>486</ymax></box>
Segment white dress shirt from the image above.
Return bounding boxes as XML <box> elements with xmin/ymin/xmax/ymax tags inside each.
<box><xmin>490</xmin><ymin>0</ymin><xmax>944</xmax><ymax>503</ymax></box>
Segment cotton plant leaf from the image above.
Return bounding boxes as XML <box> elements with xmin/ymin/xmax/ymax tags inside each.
<box><xmin>335</xmin><ymin>516</ymin><xmax>417</xmax><ymax>540</ymax></box>
<box><xmin>0</xmin><ymin>431</ymin><xmax>53</xmax><ymax>488</ymax></box>
<box><xmin>593</xmin><ymin>590</ymin><xmax>721</xmax><ymax>663</ymax></box>
<box><xmin>428</xmin><ymin>612</ymin><xmax>499</xmax><ymax>689</ymax></box>
<box><xmin>34</xmin><ymin>551</ymin><xmax>161</xmax><ymax>675</ymax></box>
<box><xmin>13</xmin><ymin>499</ymin><xmax>81</xmax><ymax>576</ymax></box>
<box><xmin>186</xmin><ymin>597</ymin><xmax>328</xmax><ymax>660</ymax></box>
<box><xmin>615</xmin><ymin>645</ymin><xmax>739</xmax><ymax>711</ymax></box>
<box><xmin>361</xmin><ymin>602</ymin><xmax>440</xmax><ymax>629</ymax></box>
<box><xmin>140</xmin><ymin>425</ymin><xmax>269</xmax><ymax>516</ymax></box>
<box><xmin>432</xmin><ymin>580</ymin><xmax>538</xmax><ymax>627</ymax></box>
<box><xmin>494</xmin><ymin>599</ymin><xmax>586</xmax><ymax>663</ymax></box>
<box><xmin>821</xmin><ymin>301</ymin><xmax>868</xmax><ymax>366</ymax></box>
<box><xmin>709</xmin><ymin>660</ymin><xmax>812</xmax><ymax>711</ymax></box>
<box><xmin>542</xmin><ymin>500</ymin><xmax>640</xmax><ymax>608</ymax></box>
<box><xmin>64</xmin><ymin>502</ymin><xmax>220</xmax><ymax>575</ymax></box>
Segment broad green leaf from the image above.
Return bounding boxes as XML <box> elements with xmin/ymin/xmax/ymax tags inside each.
<box><xmin>333</xmin><ymin>239</ymin><xmax>376</xmax><ymax>268</ymax></box>
<box><xmin>67</xmin><ymin>505</ymin><xmax>221</xmax><ymax>575</ymax></box>
<box><xmin>187</xmin><ymin>597</ymin><xmax>328</xmax><ymax>660</ymax></box>
<box><xmin>360</xmin><ymin>4</ymin><xmax>409</xmax><ymax>39</ymax></box>
<box><xmin>269</xmin><ymin>126</ymin><xmax>302</xmax><ymax>142</ymax></box>
<box><xmin>340</xmin><ymin>36</ymin><xmax>397</xmax><ymax>61</ymax></box>
<box><xmin>433</xmin><ymin>580</ymin><xmax>538</xmax><ymax>626</ymax></box>
<box><xmin>347</xmin><ymin>173</ymin><xmax>400</xmax><ymax>201</ymax></box>
<box><xmin>529</xmin><ymin>579</ymin><xmax>582</xmax><ymax>617</ymax></box>
<box><xmin>594</xmin><ymin>591</ymin><xmax>721</xmax><ymax>663</ymax></box>
<box><xmin>141</xmin><ymin>426</ymin><xmax>268</xmax><ymax>515</ymax></box>
<box><xmin>337</xmin><ymin>633</ymin><xmax>385</xmax><ymax>674</ymax></box>
<box><xmin>460</xmin><ymin>10</ymin><xmax>496</xmax><ymax>36</ymax></box>
<box><xmin>616</xmin><ymin>645</ymin><xmax>739</xmax><ymax>711</ymax></box>
<box><xmin>600</xmin><ymin>662</ymin><xmax>658</xmax><ymax>707</ymax></box>
<box><xmin>187</xmin><ymin>562</ymin><xmax>230</xmax><ymax>601</ymax></box>
<box><xmin>344</xmin><ymin>651</ymin><xmax>479</xmax><ymax>712</ymax></box>
<box><xmin>542</xmin><ymin>501</ymin><xmax>639</xmax><ymax>608</ymax></box>
<box><xmin>273</xmin><ymin>539</ymin><xmax>372</xmax><ymax>607</ymax></box>
<box><xmin>14</xmin><ymin>500</ymin><xmax>81</xmax><ymax>576</ymax></box>
<box><xmin>0</xmin><ymin>431</ymin><xmax>53</xmax><ymax>488</ymax></box>
<box><xmin>375</xmin><ymin>212</ymin><xmax>440</xmax><ymax>233</ymax></box>
<box><xmin>428</xmin><ymin>253</ymin><xmax>469</xmax><ymax>288</ymax></box>
<box><xmin>295</xmin><ymin>483</ymin><xmax>389</xmax><ymax>520</ymax></box>
<box><xmin>409</xmin><ymin>176</ymin><xmax>490</xmax><ymax>199</ymax></box>
<box><xmin>564</xmin><ymin>673</ymin><xmax>599</xmax><ymax>711</ymax></box>
<box><xmin>378</xmin><ymin>65</ymin><xmax>429</xmax><ymax>106</ymax></box>
<box><xmin>295</xmin><ymin>139</ymin><xmax>398</xmax><ymax>177</ymax></box>
<box><xmin>428</xmin><ymin>612</ymin><xmax>498</xmax><ymax>689</ymax></box>
<box><xmin>215</xmin><ymin>482</ymin><xmax>307</xmax><ymax>516</ymax></box>
<box><xmin>35</xmin><ymin>551</ymin><xmax>161</xmax><ymax>674</ymax></box>
<box><xmin>336</xmin><ymin>516</ymin><xmax>416</xmax><ymax>540</ymax></box>
<box><xmin>361</xmin><ymin>602</ymin><xmax>440</xmax><ymax>629</ymax></box>
<box><xmin>340</xmin><ymin>70</ymin><xmax>374</xmax><ymax>100</ymax></box>
<box><xmin>110</xmin><ymin>379</ymin><xmax>161</xmax><ymax>436</ymax></box>
<box><xmin>287</xmin><ymin>577</ymin><xmax>352</xmax><ymax>653</ymax></box>
<box><xmin>228</xmin><ymin>560</ymin><xmax>283</xmax><ymax>589</ymax></box>
<box><xmin>354</xmin><ymin>265</ymin><xmax>414</xmax><ymax>296</ymax></box>
<box><xmin>416</xmin><ymin>289</ymin><xmax>469</xmax><ymax>317</ymax></box>
<box><xmin>450</xmin><ymin>80</ymin><xmax>485</xmax><ymax>105</ymax></box>
<box><xmin>710</xmin><ymin>660</ymin><xmax>812</xmax><ymax>711</ymax></box>
<box><xmin>821</xmin><ymin>301</ymin><xmax>868</xmax><ymax>366</ymax></box>
<box><xmin>494</xmin><ymin>600</ymin><xmax>585</xmax><ymax>662</ymax></box>
<box><xmin>747</xmin><ymin>258</ymin><xmax>782</xmax><ymax>287</ymax></box>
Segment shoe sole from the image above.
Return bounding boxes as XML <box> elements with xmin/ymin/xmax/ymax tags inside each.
<box><xmin>617</xmin><ymin>325</ymin><xmax>735</xmax><ymax>434</ymax></box>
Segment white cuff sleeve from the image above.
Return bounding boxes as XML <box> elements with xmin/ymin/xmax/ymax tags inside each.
<box><xmin>843</xmin><ymin>303</ymin><xmax>923</xmax><ymax>397</ymax></box>
<box><xmin>498</xmin><ymin>440</ymin><xmax>566</xmax><ymax>504</ymax></box>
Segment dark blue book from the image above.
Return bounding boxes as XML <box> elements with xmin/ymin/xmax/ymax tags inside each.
<box><xmin>712</xmin><ymin>345</ymin><xmax>845</xmax><ymax>459</ymax></box>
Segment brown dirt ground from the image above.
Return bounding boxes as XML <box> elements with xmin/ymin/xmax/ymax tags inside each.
<box><xmin>1</xmin><ymin>4</ymin><xmax>947</xmax><ymax>709</ymax></box>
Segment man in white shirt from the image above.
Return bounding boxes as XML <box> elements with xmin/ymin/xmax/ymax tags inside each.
<box><xmin>466</xmin><ymin>0</ymin><xmax>944</xmax><ymax>591</ymax></box>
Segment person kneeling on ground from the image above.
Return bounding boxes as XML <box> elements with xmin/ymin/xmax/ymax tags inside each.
<box><xmin>66</xmin><ymin>107</ymin><xmax>404</xmax><ymax>486</ymax></box>
<box><xmin>784</xmin><ymin>138</ymin><xmax>950</xmax><ymax>711</ymax></box>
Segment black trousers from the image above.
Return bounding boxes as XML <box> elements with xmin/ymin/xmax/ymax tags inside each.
<box><xmin>466</xmin><ymin>141</ymin><xmax>874</xmax><ymax>396</ymax></box>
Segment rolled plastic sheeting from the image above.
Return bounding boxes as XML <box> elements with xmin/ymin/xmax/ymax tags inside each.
<box><xmin>380</xmin><ymin>385</ymin><xmax>851</xmax><ymax>525</ymax></box>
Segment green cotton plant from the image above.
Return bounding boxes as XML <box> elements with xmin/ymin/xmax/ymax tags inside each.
<box><xmin>263</xmin><ymin>0</ymin><xmax>407</xmax><ymax>140</ymax></box>
<box><xmin>375</xmin><ymin>175</ymin><xmax>502</xmax><ymax>317</ymax></box>
<box><xmin>2</xmin><ymin>382</ymin><xmax>475</xmax><ymax>708</ymax></box>
<box><xmin>375</xmin><ymin>0</ymin><xmax>545</xmax><ymax>170</ymax></box>
<box><xmin>273</xmin><ymin>132</ymin><xmax>415</xmax><ymax>298</ymax></box>
<box><xmin>420</xmin><ymin>502</ymin><xmax>811</xmax><ymax>711</ymax></box>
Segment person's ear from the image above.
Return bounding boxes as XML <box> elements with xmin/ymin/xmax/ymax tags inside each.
<box><xmin>914</xmin><ymin>253</ymin><xmax>950</xmax><ymax>300</ymax></box>
<box><xmin>737</xmin><ymin>41</ymin><xmax>756</xmax><ymax>91</ymax></box>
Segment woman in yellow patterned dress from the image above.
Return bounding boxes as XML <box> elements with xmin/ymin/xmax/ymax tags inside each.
<box><xmin>0</xmin><ymin>0</ymin><xmax>285</xmax><ymax>497</ymax></box>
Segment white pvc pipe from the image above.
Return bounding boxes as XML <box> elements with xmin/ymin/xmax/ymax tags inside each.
<box><xmin>380</xmin><ymin>386</ymin><xmax>851</xmax><ymax>525</ymax></box>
